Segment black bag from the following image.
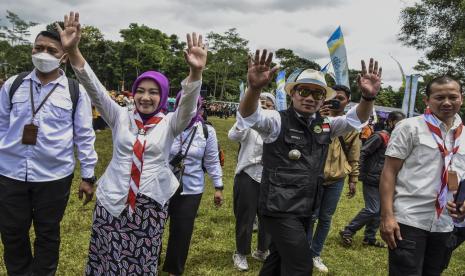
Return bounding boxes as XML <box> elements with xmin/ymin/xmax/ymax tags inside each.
<box><xmin>170</xmin><ymin>127</ymin><xmax>197</xmax><ymax>187</ymax></box>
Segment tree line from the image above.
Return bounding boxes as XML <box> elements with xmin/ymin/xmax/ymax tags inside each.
<box><xmin>1</xmin><ymin>2</ymin><xmax>463</xmax><ymax>110</ymax></box>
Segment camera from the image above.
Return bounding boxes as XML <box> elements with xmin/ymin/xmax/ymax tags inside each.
<box><xmin>169</xmin><ymin>152</ymin><xmax>185</xmax><ymax>168</ymax></box>
<box><xmin>323</xmin><ymin>99</ymin><xmax>340</xmax><ymax>110</ymax></box>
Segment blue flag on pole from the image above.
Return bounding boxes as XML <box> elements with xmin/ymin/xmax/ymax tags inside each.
<box><xmin>239</xmin><ymin>81</ymin><xmax>245</xmax><ymax>101</ymax></box>
<box><xmin>401</xmin><ymin>75</ymin><xmax>412</xmax><ymax>116</ymax></box>
<box><xmin>408</xmin><ymin>75</ymin><xmax>420</xmax><ymax>117</ymax></box>
<box><xmin>327</xmin><ymin>26</ymin><xmax>350</xmax><ymax>88</ymax></box>
<box><xmin>275</xmin><ymin>70</ymin><xmax>287</xmax><ymax>111</ymax></box>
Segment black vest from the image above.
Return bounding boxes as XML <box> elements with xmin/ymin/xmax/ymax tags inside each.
<box><xmin>259</xmin><ymin>108</ymin><xmax>331</xmax><ymax>217</ymax></box>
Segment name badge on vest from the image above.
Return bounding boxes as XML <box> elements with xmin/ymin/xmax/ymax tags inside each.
<box><xmin>313</xmin><ymin>125</ymin><xmax>322</xmax><ymax>134</ymax></box>
<box><xmin>288</xmin><ymin>149</ymin><xmax>301</xmax><ymax>160</ymax></box>
<box><xmin>448</xmin><ymin>170</ymin><xmax>459</xmax><ymax>192</ymax></box>
<box><xmin>22</xmin><ymin>124</ymin><xmax>38</xmax><ymax>145</ymax></box>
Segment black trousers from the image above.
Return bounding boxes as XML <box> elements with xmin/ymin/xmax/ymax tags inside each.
<box><xmin>233</xmin><ymin>171</ymin><xmax>270</xmax><ymax>255</ymax></box>
<box><xmin>388</xmin><ymin>223</ymin><xmax>452</xmax><ymax>276</ymax></box>
<box><xmin>162</xmin><ymin>190</ymin><xmax>202</xmax><ymax>275</ymax></box>
<box><xmin>0</xmin><ymin>173</ymin><xmax>73</xmax><ymax>276</ymax></box>
<box><xmin>259</xmin><ymin>216</ymin><xmax>313</xmax><ymax>276</ymax></box>
<box><xmin>452</xmin><ymin>226</ymin><xmax>465</xmax><ymax>250</ymax></box>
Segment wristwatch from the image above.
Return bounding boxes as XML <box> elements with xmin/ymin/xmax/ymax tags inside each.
<box><xmin>361</xmin><ymin>94</ymin><xmax>376</xmax><ymax>101</ymax></box>
<box><xmin>82</xmin><ymin>176</ymin><xmax>97</xmax><ymax>185</ymax></box>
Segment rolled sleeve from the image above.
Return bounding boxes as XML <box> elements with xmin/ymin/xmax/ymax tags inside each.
<box><xmin>236</xmin><ymin>107</ymin><xmax>281</xmax><ymax>143</ymax></box>
<box><xmin>228</xmin><ymin>122</ymin><xmax>248</xmax><ymax>142</ymax></box>
<box><xmin>330</xmin><ymin>104</ymin><xmax>367</xmax><ymax>138</ymax></box>
<box><xmin>385</xmin><ymin>120</ymin><xmax>414</xmax><ymax>160</ymax></box>
<box><xmin>73</xmin><ymin>85</ymin><xmax>98</xmax><ymax>178</ymax></box>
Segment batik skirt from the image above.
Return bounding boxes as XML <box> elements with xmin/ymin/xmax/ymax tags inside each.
<box><xmin>85</xmin><ymin>195</ymin><xmax>168</xmax><ymax>276</ymax></box>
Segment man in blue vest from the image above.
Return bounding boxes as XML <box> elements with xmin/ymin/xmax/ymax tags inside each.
<box><xmin>237</xmin><ymin>49</ymin><xmax>382</xmax><ymax>275</ymax></box>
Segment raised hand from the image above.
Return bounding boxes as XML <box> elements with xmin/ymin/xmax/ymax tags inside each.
<box><xmin>184</xmin><ymin>32</ymin><xmax>207</xmax><ymax>73</ymax></box>
<box><xmin>357</xmin><ymin>58</ymin><xmax>382</xmax><ymax>98</ymax></box>
<box><xmin>247</xmin><ymin>50</ymin><xmax>279</xmax><ymax>91</ymax></box>
<box><xmin>55</xmin><ymin>12</ymin><xmax>81</xmax><ymax>53</ymax></box>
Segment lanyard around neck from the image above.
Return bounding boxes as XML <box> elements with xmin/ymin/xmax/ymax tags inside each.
<box><xmin>29</xmin><ymin>79</ymin><xmax>60</xmax><ymax>119</ymax></box>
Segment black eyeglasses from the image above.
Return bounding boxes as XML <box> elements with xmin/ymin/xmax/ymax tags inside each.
<box><xmin>293</xmin><ymin>86</ymin><xmax>326</xmax><ymax>100</ymax></box>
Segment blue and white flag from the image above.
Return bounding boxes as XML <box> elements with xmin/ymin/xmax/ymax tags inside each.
<box><xmin>275</xmin><ymin>70</ymin><xmax>287</xmax><ymax>111</ymax></box>
<box><xmin>401</xmin><ymin>75</ymin><xmax>412</xmax><ymax>116</ymax></box>
<box><xmin>239</xmin><ymin>81</ymin><xmax>245</xmax><ymax>101</ymax></box>
<box><xmin>286</xmin><ymin>68</ymin><xmax>303</xmax><ymax>83</ymax></box>
<box><xmin>327</xmin><ymin>26</ymin><xmax>350</xmax><ymax>88</ymax></box>
<box><xmin>320</xmin><ymin>61</ymin><xmax>331</xmax><ymax>74</ymax></box>
<box><xmin>408</xmin><ymin>75</ymin><xmax>420</xmax><ymax>117</ymax></box>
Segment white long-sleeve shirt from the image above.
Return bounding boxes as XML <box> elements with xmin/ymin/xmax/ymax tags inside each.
<box><xmin>0</xmin><ymin>69</ymin><xmax>97</xmax><ymax>181</ymax></box>
<box><xmin>236</xmin><ymin>105</ymin><xmax>366</xmax><ymax>143</ymax></box>
<box><xmin>73</xmin><ymin>63</ymin><xmax>201</xmax><ymax>217</ymax></box>
<box><xmin>228</xmin><ymin>123</ymin><xmax>263</xmax><ymax>182</ymax></box>
<box><xmin>169</xmin><ymin>121</ymin><xmax>223</xmax><ymax>195</ymax></box>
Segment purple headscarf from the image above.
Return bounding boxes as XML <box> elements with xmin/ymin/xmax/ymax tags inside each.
<box><xmin>175</xmin><ymin>90</ymin><xmax>203</xmax><ymax>129</ymax></box>
<box><xmin>131</xmin><ymin>71</ymin><xmax>170</xmax><ymax>116</ymax></box>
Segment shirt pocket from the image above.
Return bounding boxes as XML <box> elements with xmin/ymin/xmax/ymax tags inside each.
<box><xmin>47</xmin><ymin>96</ymin><xmax>73</xmax><ymax>122</ymax></box>
<box><xmin>418</xmin><ymin>132</ymin><xmax>439</xmax><ymax>150</ymax></box>
<box><xmin>11</xmin><ymin>94</ymin><xmax>29</xmax><ymax>117</ymax></box>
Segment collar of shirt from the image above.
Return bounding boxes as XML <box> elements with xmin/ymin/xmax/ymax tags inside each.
<box><xmin>24</xmin><ymin>69</ymin><xmax>67</xmax><ymax>89</ymax></box>
<box><xmin>293</xmin><ymin>110</ymin><xmax>316</xmax><ymax>125</ymax></box>
<box><xmin>431</xmin><ymin>113</ymin><xmax>462</xmax><ymax>132</ymax></box>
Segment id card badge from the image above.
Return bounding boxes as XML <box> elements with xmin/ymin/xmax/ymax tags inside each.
<box><xmin>448</xmin><ymin>170</ymin><xmax>459</xmax><ymax>192</ymax></box>
<box><xmin>22</xmin><ymin>124</ymin><xmax>38</xmax><ymax>145</ymax></box>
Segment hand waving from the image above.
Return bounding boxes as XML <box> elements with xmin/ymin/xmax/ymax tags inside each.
<box><xmin>55</xmin><ymin>11</ymin><xmax>81</xmax><ymax>53</ymax></box>
<box><xmin>184</xmin><ymin>32</ymin><xmax>207</xmax><ymax>72</ymax></box>
<box><xmin>247</xmin><ymin>50</ymin><xmax>279</xmax><ymax>91</ymax></box>
<box><xmin>357</xmin><ymin>58</ymin><xmax>382</xmax><ymax>98</ymax></box>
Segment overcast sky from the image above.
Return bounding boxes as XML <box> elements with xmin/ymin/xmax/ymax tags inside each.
<box><xmin>3</xmin><ymin>0</ymin><xmax>422</xmax><ymax>89</ymax></box>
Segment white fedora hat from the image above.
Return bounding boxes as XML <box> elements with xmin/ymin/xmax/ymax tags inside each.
<box><xmin>284</xmin><ymin>69</ymin><xmax>336</xmax><ymax>99</ymax></box>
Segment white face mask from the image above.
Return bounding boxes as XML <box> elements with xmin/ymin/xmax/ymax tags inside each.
<box><xmin>31</xmin><ymin>52</ymin><xmax>62</xmax><ymax>73</ymax></box>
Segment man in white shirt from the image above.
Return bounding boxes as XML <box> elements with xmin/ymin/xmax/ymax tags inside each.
<box><xmin>0</xmin><ymin>29</ymin><xmax>97</xmax><ymax>276</ymax></box>
<box><xmin>380</xmin><ymin>76</ymin><xmax>465</xmax><ymax>275</ymax></box>
<box><xmin>238</xmin><ymin>49</ymin><xmax>381</xmax><ymax>276</ymax></box>
<box><xmin>229</xmin><ymin>92</ymin><xmax>275</xmax><ymax>271</ymax></box>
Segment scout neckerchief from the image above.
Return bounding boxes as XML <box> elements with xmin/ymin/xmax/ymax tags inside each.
<box><xmin>422</xmin><ymin>107</ymin><xmax>463</xmax><ymax>218</ymax></box>
<box><xmin>127</xmin><ymin>111</ymin><xmax>163</xmax><ymax>214</ymax></box>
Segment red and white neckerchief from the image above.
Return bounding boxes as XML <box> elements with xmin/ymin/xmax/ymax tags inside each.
<box><xmin>322</xmin><ymin>117</ymin><xmax>331</xmax><ymax>133</ymax></box>
<box><xmin>127</xmin><ymin>112</ymin><xmax>163</xmax><ymax>214</ymax></box>
<box><xmin>422</xmin><ymin>107</ymin><xmax>463</xmax><ymax>218</ymax></box>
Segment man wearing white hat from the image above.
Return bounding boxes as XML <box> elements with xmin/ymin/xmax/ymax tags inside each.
<box><xmin>237</xmin><ymin>50</ymin><xmax>382</xmax><ymax>275</ymax></box>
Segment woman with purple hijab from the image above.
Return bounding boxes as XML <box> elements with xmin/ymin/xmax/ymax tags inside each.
<box><xmin>162</xmin><ymin>92</ymin><xmax>224</xmax><ymax>276</ymax></box>
<box><xmin>57</xmin><ymin>12</ymin><xmax>208</xmax><ymax>275</ymax></box>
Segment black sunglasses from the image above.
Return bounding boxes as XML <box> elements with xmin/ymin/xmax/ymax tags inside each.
<box><xmin>293</xmin><ymin>86</ymin><xmax>326</xmax><ymax>100</ymax></box>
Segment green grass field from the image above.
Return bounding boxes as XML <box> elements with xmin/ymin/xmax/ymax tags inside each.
<box><xmin>1</xmin><ymin>116</ymin><xmax>465</xmax><ymax>275</ymax></box>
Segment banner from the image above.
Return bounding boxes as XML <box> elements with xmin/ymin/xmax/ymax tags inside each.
<box><xmin>275</xmin><ymin>70</ymin><xmax>287</xmax><ymax>111</ymax></box>
<box><xmin>286</xmin><ymin>68</ymin><xmax>303</xmax><ymax>83</ymax></box>
<box><xmin>239</xmin><ymin>81</ymin><xmax>245</xmax><ymax>101</ymax></box>
<box><xmin>408</xmin><ymin>75</ymin><xmax>420</xmax><ymax>117</ymax></box>
<box><xmin>327</xmin><ymin>26</ymin><xmax>350</xmax><ymax>88</ymax></box>
<box><xmin>401</xmin><ymin>75</ymin><xmax>412</xmax><ymax>116</ymax></box>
